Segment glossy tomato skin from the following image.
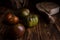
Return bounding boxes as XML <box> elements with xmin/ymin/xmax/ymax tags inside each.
<box><xmin>5</xmin><ymin>24</ymin><xmax>25</xmax><ymax>39</ymax></box>
<box><xmin>14</xmin><ymin>24</ymin><xmax>25</xmax><ymax>38</ymax></box>
<box><xmin>19</xmin><ymin>8</ymin><xmax>30</xmax><ymax>17</ymax></box>
<box><xmin>5</xmin><ymin>12</ymin><xmax>13</xmax><ymax>21</ymax></box>
<box><xmin>24</xmin><ymin>14</ymin><xmax>39</xmax><ymax>27</ymax></box>
<box><xmin>10</xmin><ymin>16</ymin><xmax>19</xmax><ymax>24</ymax></box>
<box><xmin>5</xmin><ymin>12</ymin><xmax>19</xmax><ymax>24</ymax></box>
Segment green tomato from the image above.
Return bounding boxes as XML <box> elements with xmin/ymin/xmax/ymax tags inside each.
<box><xmin>20</xmin><ymin>8</ymin><xmax>30</xmax><ymax>17</ymax></box>
<box><xmin>25</xmin><ymin>14</ymin><xmax>39</xmax><ymax>27</ymax></box>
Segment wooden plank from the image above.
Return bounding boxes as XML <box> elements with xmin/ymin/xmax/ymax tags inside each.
<box><xmin>0</xmin><ymin>12</ymin><xmax>60</xmax><ymax>40</ymax></box>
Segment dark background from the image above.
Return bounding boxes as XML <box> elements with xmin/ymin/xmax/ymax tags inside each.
<box><xmin>0</xmin><ymin>0</ymin><xmax>59</xmax><ymax>24</ymax></box>
<box><xmin>28</xmin><ymin>0</ymin><xmax>60</xmax><ymax>11</ymax></box>
<box><xmin>0</xmin><ymin>0</ymin><xmax>60</xmax><ymax>9</ymax></box>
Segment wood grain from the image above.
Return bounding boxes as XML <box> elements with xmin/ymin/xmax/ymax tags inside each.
<box><xmin>0</xmin><ymin>11</ymin><xmax>60</xmax><ymax>40</ymax></box>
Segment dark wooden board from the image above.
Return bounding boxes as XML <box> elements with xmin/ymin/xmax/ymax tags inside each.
<box><xmin>0</xmin><ymin>13</ymin><xmax>60</xmax><ymax>40</ymax></box>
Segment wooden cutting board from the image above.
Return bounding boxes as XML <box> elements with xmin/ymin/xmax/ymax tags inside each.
<box><xmin>0</xmin><ymin>13</ymin><xmax>60</xmax><ymax>40</ymax></box>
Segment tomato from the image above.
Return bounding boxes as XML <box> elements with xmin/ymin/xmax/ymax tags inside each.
<box><xmin>20</xmin><ymin>8</ymin><xmax>30</xmax><ymax>17</ymax></box>
<box><xmin>13</xmin><ymin>24</ymin><xmax>25</xmax><ymax>38</ymax></box>
<box><xmin>5</xmin><ymin>12</ymin><xmax>19</xmax><ymax>24</ymax></box>
<box><xmin>24</xmin><ymin>14</ymin><xmax>39</xmax><ymax>27</ymax></box>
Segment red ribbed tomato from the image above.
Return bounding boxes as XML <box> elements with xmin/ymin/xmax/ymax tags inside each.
<box><xmin>5</xmin><ymin>12</ymin><xmax>19</xmax><ymax>24</ymax></box>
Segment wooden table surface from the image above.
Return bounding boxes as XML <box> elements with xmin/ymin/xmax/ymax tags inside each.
<box><xmin>0</xmin><ymin>10</ymin><xmax>60</xmax><ymax>40</ymax></box>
